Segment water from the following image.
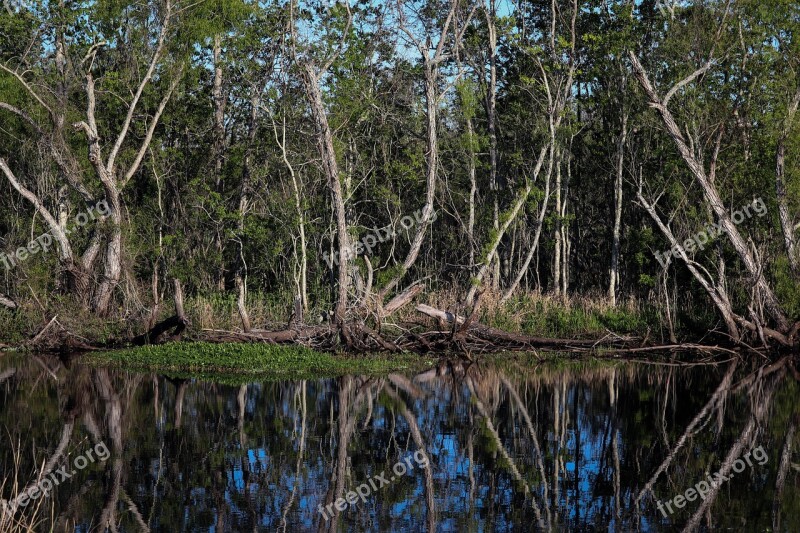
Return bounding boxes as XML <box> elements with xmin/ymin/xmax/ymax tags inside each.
<box><xmin>0</xmin><ymin>352</ymin><xmax>798</xmax><ymax>532</ymax></box>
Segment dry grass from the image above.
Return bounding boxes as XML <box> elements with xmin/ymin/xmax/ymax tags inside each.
<box><xmin>393</xmin><ymin>287</ymin><xmax>650</xmax><ymax>338</ymax></box>
<box><xmin>0</xmin><ymin>439</ymin><xmax>56</xmax><ymax>533</ymax></box>
<box><xmin>186</xmin><ymin>291</ymin><xmax>293</xmax><ymax>331</ymax></box>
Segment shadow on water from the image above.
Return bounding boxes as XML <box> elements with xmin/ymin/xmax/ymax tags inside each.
<box><xmin>0</xmin><ymin>351</ymin><xmax>799</xmax><ymax>532</ymax></box>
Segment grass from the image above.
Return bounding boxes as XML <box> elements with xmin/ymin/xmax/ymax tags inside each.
<box><xmin>402</xmin><ymin>288</ymin><xmax>656</xmax><ymax>338</ymax></box>
<box><xmin>489</xmin><ymin>293</ymin><xmax>653</xmax><ymax>338</ymax></box>
<box><xmin>84</xmin><ymin>342</ymin><xmax>436</xmax><ymax>380</ymax></box>
<box><xmin>2</xmin><ymin>285</ymin><xmax>663</xmax><ymax>350</ymax></box>
<box><xmin>0</xmin><ymin>441</ymin><xmax>56</xmax><ymax>532</ymax></box>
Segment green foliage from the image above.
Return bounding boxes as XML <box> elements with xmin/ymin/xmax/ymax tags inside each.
<box><xmin>86</xmin><ymin>342</ymin><xmax>435</xmax><ymax>379</ymax></box>
<box><xmin>0</xmin><ymin>0</ymin><xmax>799</xmax><ymax>348</ymax></box>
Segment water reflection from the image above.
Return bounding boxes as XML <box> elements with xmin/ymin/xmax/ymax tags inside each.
<box><xmin>0</xmin><ymin>352</ymin><xmax>798</xmax><ymax>532</ymax></box>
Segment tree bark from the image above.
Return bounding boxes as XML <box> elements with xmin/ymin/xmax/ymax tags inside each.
<box><xmin>235</xmin><ymin>91</ymin><xmax>259</xmax><ymax>333</ymax></box>
<box><xmin>609</xmin><ymin>111</ymin><xmax>628</xmax><ymax>305</ymax></box>
<box><xmin>776</xmin><ymin>85</ymin><xmax>800</xmax><ymax>274</ymax></box>
<box><xmin>213</xmin><ymin>33</ymin><xmax>226</xmax><ymax>291</ymax></box>
<box><xmin>301</xmin><ymin>65</ymin><xmax>350</xmax><ymax>325</ymax></box>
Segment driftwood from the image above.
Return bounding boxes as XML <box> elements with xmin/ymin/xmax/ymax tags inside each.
<box><xmin>382</xmin><ymin>284</ymin><xmax>423</xmax><ymax>318</ymax></box>
<box><xmin>130</xmin><ymin>300</ymin><xmax>760</xmax><ymax>358</ymax></box>
<box><xmin>133</xmin><ymin>279</ymin><xmax>189</xmax><ymax>345</ymax></box>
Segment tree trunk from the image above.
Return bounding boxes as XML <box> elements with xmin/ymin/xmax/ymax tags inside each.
<box><xmin>274</xmin><ymin>111</ymin><xmax>308</xmax><ymax>313</ymax></box>
<box><xmin>776</xmin><ymin>86</ymin><xmax>800</xmax><ymax>275</ymax></box>
<box><xmin>301</xmin><ymin>64</ymin><xmax>350</xmax><ymax>325</ymax></box>
<box><xmin>637</xmin><ymin>186</ymin><xmax>741</xmax><ymax>342</ymax></box>
<box><xmin>213</xmin><ymin>34</ymin><xmax>226</xmax><ymax>291</ymax></box>
<box><xmin>609</xmin><ymin>112</ymin><xmax>628</xmax><ymax>305</ymax></box>
<box><xmin>213</xmin><ymin>34</ymin><xmax>225</xmax><ymax>183</ymax></box>
<box><xmin>561</xmin><ymin>148</ymin><xmax>571</xmax><ymax>295</ymax></box>
<box><xmin>467</xmin><ymin>114</ymin><xmax>477</xmax><ymax>269</ymax></box>
<box><xmin>376</xmin><ymin>59</ymin><xmax>439</xmax><ymax>301</ymax></box>
<box><xmin>485</xmin><ymin>0</ymin><xmax>500</xmax><ymax>291</ymax></box>
<box><xmin>470</xmin><ymin>144</ymin><xmax>550</xmax><ymax>304</ymax></box>
<box><xmin>92</xmin><ymin>196</ymin><xmax>122</xmax><ymax>316</ymax></box>
<box><xmin>554</xmin><ymin>154</ymin><xmax>563</xmax><ymax>295</ymax></box>
<box><xmin>235</xmin><ymin>91</ymin><xmax>258</xmax><ymax>333</ymax></box>
<box><xmin>500</xmin><ymin>134</ymin><xmax>557</xmax><ymax>302</ymax></box>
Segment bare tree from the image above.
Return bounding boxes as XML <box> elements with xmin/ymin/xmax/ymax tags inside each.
<box><xmin>487</xmin><ymin>0</ymin><xmax>579</xmax><ymax>304</ymax></box>
<box><xmin>0</xmin><ymin>1</ymin><xmax>183</xmax><ymax>315</ymax></box>
<box><xmin>630</xmin><ymin>48</ymin><xmax>798</xmax><ymax>343</ymax></box>
<box><xmin>775</xmin><ymin>84</ymin><xmax>800</xmax><ymax>274</ymax></box>
<box><xmin>609</xmin><ymin>108</ymin><xmax>628</xmax><ymax>305</ymax></box>
<box><xmin>289</xmin><ymin>0</ymin><xmax>353</xmax><ymax>328</ymax></box>
<box><xmin>376</xmin><ymin>0</ymin><xmax>478</xmax><ymax>310</ymax></box>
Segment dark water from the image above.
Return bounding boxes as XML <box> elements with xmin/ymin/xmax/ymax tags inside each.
<box><xmin>0</xmin><ymin>352</ymin><xmax>799</xmax><ymax>532</ymax></box>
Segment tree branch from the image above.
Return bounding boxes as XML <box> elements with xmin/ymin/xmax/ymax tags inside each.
<box><xmin>106</xmin><ymin>0</ymin><xmax>172</xmax><ymax>176</ymax></box>
<box><xmin>0</xmin><ymin>102</ymin><xmax>43</xmax><ymax>134</ymax></box>
<box><xmin>121</xmin><ymin>67</ymin><xmax>184</xmax><ymax>188</ymax></box>
<box><xmin>0</xmin><ymin>63</ymin><xmax>53</xmax><ymax>117</ymax></box>
<box><xmin>0</xmin><ymin>159</ymin><xmax>73</xmax><ymax>262</ymax></box>
<box><xmin>662</xmin><ymin>60</ymin><xmax>715</xmax><ymax>108</ymax></box>
<box><xmin>319</xmin><ymin>1</ymin><xmax>352</xmax><ymax>76</ymax></box>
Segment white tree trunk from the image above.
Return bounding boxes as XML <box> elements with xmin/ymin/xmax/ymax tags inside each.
<box><xmin>776</xmin><ymin>86</ymin><xmax>800</xmax><ymax>274</ymax></box>
<box><xmin>302</xmin><ymin>65</ymin><xmax>350</xmax><ymax>324</ymax></box>
<box><xmin>609</xmin><ymin>112</ymin><xmax>628</xmax><ymax>305</ymax></box>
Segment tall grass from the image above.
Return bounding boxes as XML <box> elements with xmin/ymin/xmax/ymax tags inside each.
<box><xmin>0</xmin><ymin>439</ymin><xmax>56</xmax><ymax>533</ymax></box>
<box><xmin>0</xmin><ymin>284</ymin><xmax>658</xmax><ymax>344</ymax></box>
<box><xmin>395</xmin><ymin>287</ymin><xmax>655</xmax><ymax>338</ymax></box>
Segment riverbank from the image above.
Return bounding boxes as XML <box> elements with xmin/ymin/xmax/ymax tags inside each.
<box><xmin>0</xmin><ymin>289</ymin><xmax>670</xmax><ymax>348</ymax></box>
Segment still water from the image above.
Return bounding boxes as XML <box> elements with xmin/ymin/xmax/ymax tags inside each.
<box><xmin>0</xmin><ymin>351</ymin><xmax>798</xmax><ymax>532</ymax></box>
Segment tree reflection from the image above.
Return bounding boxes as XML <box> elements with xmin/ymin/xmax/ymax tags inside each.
<box><xmin>0</xmin><ymin>353</ymin><xmax>798</xmax><ymax>531</ymax></box>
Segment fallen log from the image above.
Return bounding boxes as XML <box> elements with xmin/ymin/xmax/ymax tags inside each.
<box><xmin>198</xmin><ymin>325</ymin><xmax>332</xmax><ymax>345</ymax></box>
<box><xmin>200</xmin><ymin>329</ymin><xmax>299</xmax><ymax>343</ymax></box>
<box><xmin>416</xmin><ymin>304</ymin><xmax>464</xmax><ymax>326</ymax></box>
<box><xmin>382</xmin><ymin>284</ymin><xmax>423</xmax><ymax>318</ymax></box>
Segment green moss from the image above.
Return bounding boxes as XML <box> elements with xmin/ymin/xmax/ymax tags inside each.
<box><xmin>83</xmin><ymin>342</ymin><xmax>435</xmax><ymax>380</ymax></box>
